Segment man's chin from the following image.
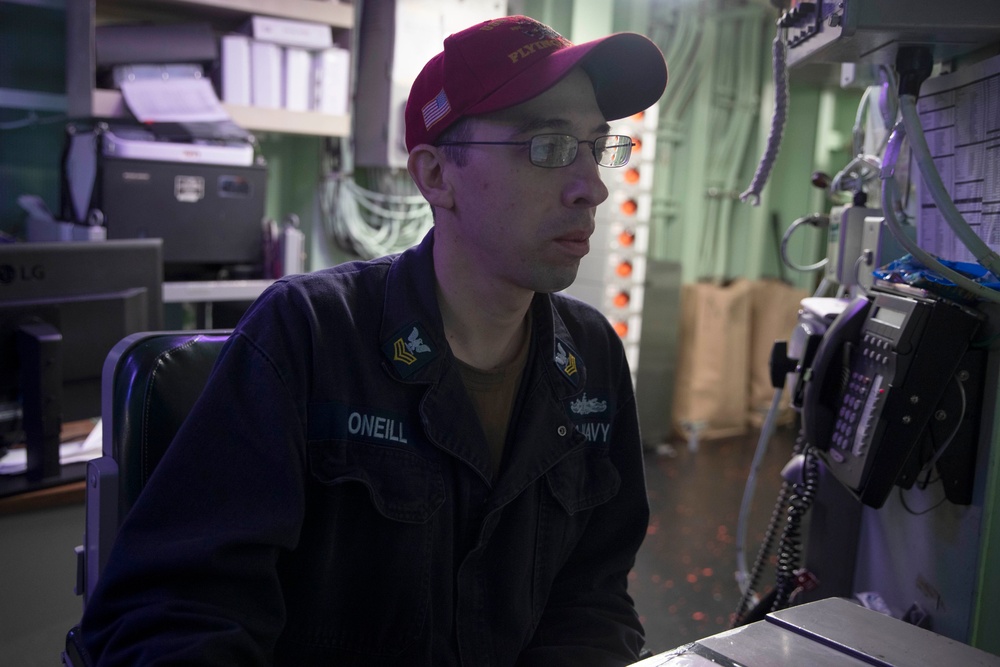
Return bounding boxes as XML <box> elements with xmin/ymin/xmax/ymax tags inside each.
<box><xmin>535</xmin><ymin>267</ymin><xmax>581</xmax><ymax>295</ymax></box>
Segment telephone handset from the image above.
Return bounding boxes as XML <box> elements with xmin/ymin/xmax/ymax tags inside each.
<box><xmin>801</xmin><ymin>286</ymin><xmax>981</xmax><ymax>508</ymax></box>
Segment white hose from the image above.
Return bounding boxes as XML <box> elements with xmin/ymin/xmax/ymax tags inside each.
<box><xmin>898</xmin><ymin>94</ymin><xmax>1000</xmax><ymax>277</ymax></box>
<box><xmin>880</xmin><ymin>122</ymin><xmax>1000</xmax><ymax>305</ymax></box>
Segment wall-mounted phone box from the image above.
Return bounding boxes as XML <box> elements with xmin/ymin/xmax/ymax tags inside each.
<box><xmin>802</xmin><ymin>285</ymin><xmax>982</xmax><ymax>508</ymax></box>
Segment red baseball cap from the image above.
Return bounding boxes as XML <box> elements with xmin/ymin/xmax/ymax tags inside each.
<box><xmin>404</xmin><ymin>15</ymin><xmax>668</xmax><ymax>151</ymax></box>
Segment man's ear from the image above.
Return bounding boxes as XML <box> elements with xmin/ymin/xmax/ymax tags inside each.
<box><xmin>407</xmin><ymin>145</ymin><xmax>454</xmax><ymax>210</ymax></box>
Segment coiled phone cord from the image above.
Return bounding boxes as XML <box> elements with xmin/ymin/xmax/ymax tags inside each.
<box><xmin>732</xmin><ymin>429</ymin><xmax>819</xmax><ymax>628</ymax></box>
<box><xmin>770</xmin><ymin>444</ymin><xmax>820</xmax><ymax>612</ymax></box>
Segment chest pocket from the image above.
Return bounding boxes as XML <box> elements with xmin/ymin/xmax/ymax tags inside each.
<box><xmin>545</xmin><ymin>446</ymin><xmax>621</xmax><ymax>515</ymax></box>
<box><xmin>530</xmin><ymin>446</ymin><xmax>621</xmax><ymax>621</ymax></box>
<box><xmin>309</xmin><ymin>440</ymin><xmax>445</xmax><ymax>522</ymax></box>
<box><xmin>280</xmin><ymin>441</ymin><xmax>445</xmax><ymax>657</ymax></box>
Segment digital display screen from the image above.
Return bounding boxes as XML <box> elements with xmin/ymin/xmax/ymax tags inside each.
<box><xmin>871</xmin><ymin>306</ymin><xmax>906</xmax><ymax>328</ymax></box>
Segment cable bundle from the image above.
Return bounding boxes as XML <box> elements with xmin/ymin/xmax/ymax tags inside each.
<box><xmin>321</xmin><ymin>167</ymin><xmax>432</xmax><ymax>260</ymax></box>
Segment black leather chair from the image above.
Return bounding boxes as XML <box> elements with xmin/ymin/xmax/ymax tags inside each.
<box><xmin>63</xmin><ymin>330</ymin><xmax>230</xmax><ymax>666</ymax></box>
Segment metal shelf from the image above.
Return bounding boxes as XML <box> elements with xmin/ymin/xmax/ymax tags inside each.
<box><xmin>4</xmin><ymin>0</ymin><xmax>64</xmax><ymax>8</ymax></box>
<box><xmin>91</xmin><ymin>89</ymin><xmax>351</xmax><ymax>137</ymax></box>
<box><xmin>0</xmin><ymin>88</ymin><xmax>66</xmax><ymax>113</ymax></box>
<box><xmin>98</xmin><ymin>0</ymin><xmax>353</xmax><ymax>27</ymax></box>
<box><xmin>67</xmin><ymin>1</ymin><xmax>354</xmax><ymax>137</ymax></box>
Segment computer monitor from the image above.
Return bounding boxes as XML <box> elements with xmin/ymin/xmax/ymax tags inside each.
<box><xmin>0</xmin><ymin>239</ymin><xmax>163</xmax><ymax>490</ymax></box>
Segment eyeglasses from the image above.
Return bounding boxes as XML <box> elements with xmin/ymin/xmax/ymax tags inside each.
<box><xmin>436</xmin><ymin>134</ymin><xmax>635</xmax><ymax>168</ymax></box>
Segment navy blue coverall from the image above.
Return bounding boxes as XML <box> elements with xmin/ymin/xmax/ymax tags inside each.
<box><xmin>81</xmin><ymin>229</ymin><xmax>650</xmax><ymax>666</ymax></box>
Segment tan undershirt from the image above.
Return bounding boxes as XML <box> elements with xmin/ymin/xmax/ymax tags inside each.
<box><xmin>456</xmin><ymin>316</ymin><xmax>531</xmax><ymax>479</ymax></box>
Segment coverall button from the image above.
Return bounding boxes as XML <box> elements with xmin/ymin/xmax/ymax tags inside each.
<box><xmin>557</xmin><ymin>425</ymin><xmax>568</xmax><ymax>436</ymax></box>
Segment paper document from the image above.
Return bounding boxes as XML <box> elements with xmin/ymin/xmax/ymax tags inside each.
<box><xmin>220</xmin><ymin>34</ymin><xmax>252</xmax><ymax>106</ymax></box>
<box><xmin>0</xmin><ymin>420</ymin><xmax>103</xmax><ymax>475</ymax></box>
<box><xmin>121</xmin><ymin>78</ymin><xmax>231</xmax><ymax>123</ymax></box>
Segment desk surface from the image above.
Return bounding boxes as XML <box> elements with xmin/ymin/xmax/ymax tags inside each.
<box><xmin>632</xmin><ymin>597</ymin><xmax>1000</xmax><ymax>666</ymax></box>
<box><xmin>0</xmin><ymin>462</ymin><xmax>87</xmax><ymax>511</ymax></box>
<box><xmin>0</xmin><ymin>420</ymin><xmax>94</xmax><ymax>511</ymax></box>
<box><xmin>0</xmin><ymin>478</ymin><xmax>85</xmax><ymax>514</ymax></box>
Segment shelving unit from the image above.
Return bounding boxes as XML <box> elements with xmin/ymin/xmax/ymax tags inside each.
<box><xmin>0</xmin><ymin>88</ymin><xmax>67</xmax><ymax>113</ymax></box>
<box><xmin>101</xmin><ymin>0</ymin><xmax>353</xmax><ymax>25</ymax></box>
<box><xmin>2</xmin><ymin>0</ymin><xmax>64</xmax><ymax>10</ymax></box>
<box><xmin>90</xmin><ymin>90</ymin><xmax>351</xmax><ymax>136</ymax></box>
<box><xmin>66</xmin><ymin>0</ymin><xmax>354</xmax><ymax>137</ymax></box>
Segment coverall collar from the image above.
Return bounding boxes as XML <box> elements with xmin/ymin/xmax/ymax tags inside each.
<box><xmin>378</xmin><ymin>227</ymin><xmax>589</xmax><ymax>399</ymax></box>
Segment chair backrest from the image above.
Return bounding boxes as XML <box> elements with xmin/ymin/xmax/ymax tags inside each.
<box><xmin>80</xmin><ymin>330</ymin><xmax>230</xmax><ymax>605</ymax></box>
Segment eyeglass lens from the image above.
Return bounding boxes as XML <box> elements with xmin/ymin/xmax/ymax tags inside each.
<box><xmin>595</xmin><ymin>136</ymin><xmax>632</xmax><ymax>168</ymax></box>
<box><xmin>528</xmin><ymin>135</ymin><xmax>632</xmax><ymax>168</ymax></box>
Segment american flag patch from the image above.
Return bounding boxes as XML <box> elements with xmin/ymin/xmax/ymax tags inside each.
<box><xmin>422</xmin><ymin>89</ymin><xmax>451</xmax><ymax>130</ymax></box>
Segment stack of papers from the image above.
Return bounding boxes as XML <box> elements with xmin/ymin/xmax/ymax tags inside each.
<box><xmin>0</xmin><ymin>420</ymin><xmax>103</xmax><ymax>475</ymax></box>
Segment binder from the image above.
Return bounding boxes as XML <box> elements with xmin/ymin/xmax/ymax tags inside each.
<box><xmin>220</xmin><ymin>34</ymin><xmax>251</xmax><ymax>106</ymax></box>
<box><xmin>250</xmin><ymin>40</ymin><xmax>283</xmax><ymax>108</ymax></box>
<box><xmin>283</xmin><ymin>47</ymin><xmax>312</xmax><ymax>112</ymax></box>
<box><xmin>312</xmin><ymin>47</ymin><xmax>350</xmax><ymax>116</ymax></box>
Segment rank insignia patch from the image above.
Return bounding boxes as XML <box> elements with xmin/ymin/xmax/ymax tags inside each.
<box><xmin>553</xmin><ymin>339</ymin><xmax>581</xmax><ymax>385</ymax></box>
<box><xmin>382</xmin><ymin>322</ymin><xmax>436</xmax><ymax>378</ymax></box>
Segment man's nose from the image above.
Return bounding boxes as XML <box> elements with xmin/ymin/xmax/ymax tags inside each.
<box><xmin>562</xmin><ymin>149</ymin><xmax>610</xmax><ymax>208</ymax></box>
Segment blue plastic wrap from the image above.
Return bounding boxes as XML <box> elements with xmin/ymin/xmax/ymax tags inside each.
<box><xmin>873</xmin><ymin>254</ymin><xmax>1000</xmax><ymax>303</ymax></box>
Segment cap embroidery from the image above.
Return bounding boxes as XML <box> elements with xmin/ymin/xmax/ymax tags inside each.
<box><xmin>422</xmin><ymin>89</ymin><xmax>451</xmax><ymax>130</ymax></box>
<box><xmin>509</xmin><ymin>17</ymin><xmax>561</xmax><ymax>40</ymax></box>
<box><xmin>507</xmin><ymin>38</ymin><xmax>568</xmax><ymax>64</ymax></box>
<box><xmin>506</xmin><ymin>18</ymin><xmax>568</xmax><ymax>63</ymax></box>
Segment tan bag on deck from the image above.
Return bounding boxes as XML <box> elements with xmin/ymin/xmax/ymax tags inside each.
<box><xmin>672</xmin><ymin>279</ymin><xmax>752</xmax><ymax>441</ymax></box>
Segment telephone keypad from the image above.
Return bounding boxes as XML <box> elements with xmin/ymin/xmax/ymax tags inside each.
<box><xmin>832</xmin><ymin>336</ymin><xmax>892</xmax><ymax>459</ymax></box>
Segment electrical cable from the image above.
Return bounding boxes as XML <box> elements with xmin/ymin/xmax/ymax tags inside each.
<box><xmin>851</xmin><ymin>77</ymin><xmax>893</xmax><ymax>161</ymax></box>
<box><xmin>884</xmin><ymin>47</ymin><xmax>1000</xmax><ymax>294</ymax></box>
<box><xmin>921</xmin><ymin>375</ymin><xmax>967</xmax><ymax>477</ymax></box>
<box><xmin>712</xmin><ymin>12</ymin><xmax>764</xmax><ymax>277</ymax></box>
<box><xmin>852</xmin><ymin>86</ymin><xmax>874</xmax><ymax>157</ymax></box>
<box><xmin>733</xmin><ymin>428</ymin><xmax>811</xmax><ymax>626</ymax></box>
<box><xmin>0</xmin><ymin>112</ymin><xmax>42</xmax><ymax>131</ymax></box>
<box><xmin>880</xmin><ymin>124</ymin><xmax>1000</xmax><ymax>305</ymax></box>
<box><xmin>694</xmin><ymin>9</ymin><xmax>768</xmax><ymax>279</ymax></box>
<box><xmin>828</xmin><ymin>153</ymin><xmax>883</xmax><ymax>197</ymax></box>
<box><xmin>735</xmin><ymin>389</ymin><xmax>785</xmax><ymax>596</ymax></box>
<box><xmin>835</xmin><ymin>84</ymin><xmax>892</xmax><ymax>199</ymax></box>
<box><xmin>771</xmin><ymin>212</ymin><xmax>788</xmax><ymax>283</ymax></box>
<box><xmin>898</xmin><ymin>94</ymin><xmax>1000</xmax><ymax>278</ymax></box>
<box><xmin>317</xmin><ymin>0</ymin><xmax>431</xmax><ymax>261</ymax></box>
<box><xmin>319</xmin><ymin>92</ymin><xmax>432</xmax><ymax>261</ymax></box>
<box><xmin>733</xmin><ymin>479</ymin><xmax>791</xmax><ymax>625</ymax></box>
<box><xmin>0</xmin><ymin>111</ymin><xmax>67</xmax><ymax>131</ymax></box>
<box><xmin>740</xmin><ymin>27</ymin><xmax>788</xmax><ymax>206</ymax></box>
<box><xmin>853</xmin><ymin>252</ymin><xmax>872</xmax><ymax>295</ymax></box>
<box><xmin>900</xmin><ymin>434</ymin><xmax>951</xmax><ymax>515</ymax></box>
<box><xmin>899</xmin><ymin>484</ymin><xmax>948</xmax><ymax>516</ymax></box>
<box><xmin>321</xmin><ymin>169</ymin><xmax>432</xmax><ymax>260</ymax></box>
<box><xmin>780</xmin><ymin>214</ymin><xmax>829</xmax><ymax>272</ymax></box>
<box><xmin>875</xmin><ymin>64</ymin><xmax>899</xmax><ymax>132</ymax></box>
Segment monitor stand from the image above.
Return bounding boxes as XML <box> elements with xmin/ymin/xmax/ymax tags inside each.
<box><xmin>17</xmin><ymin>321</ymin><xmax>63</xmax><ymax>482</ymax></box>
